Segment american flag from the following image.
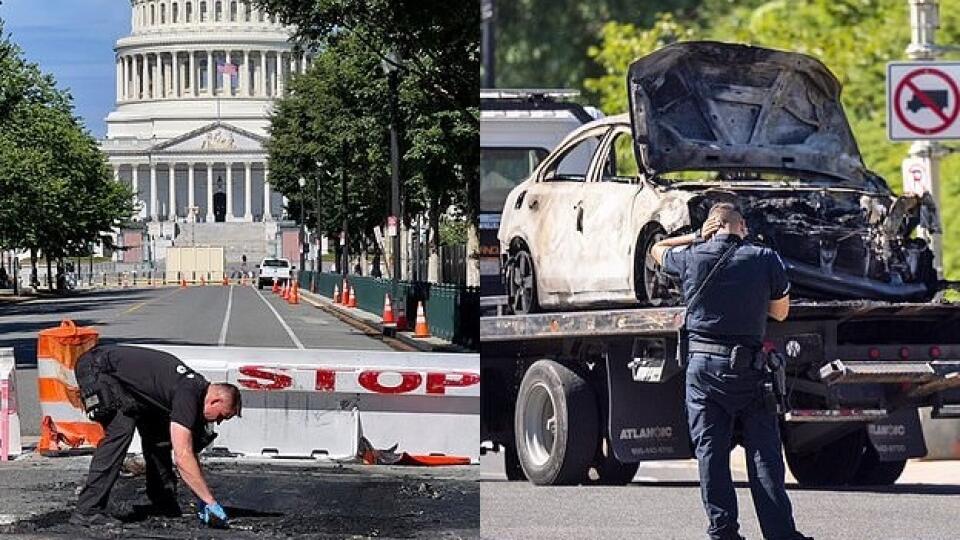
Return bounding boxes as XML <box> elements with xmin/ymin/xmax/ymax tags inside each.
<box><xmin>217</xmin><ymin>62</ymin><xmax>238</xmax><ymax>76</ymax></box>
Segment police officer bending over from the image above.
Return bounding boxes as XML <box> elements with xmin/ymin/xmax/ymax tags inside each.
<box><xmin>652</xmin><ymin>203</ymin><xmax>810</xmax><ymax>540</ymax></box>
<box><xmin>70</xmin><ymin>345</ymin><xmax>241</xmax><ymax>528</ymax></box>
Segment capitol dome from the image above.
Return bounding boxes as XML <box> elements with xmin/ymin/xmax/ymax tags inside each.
<box><xmin>102</xmin><ymin>0</ymin><xmax>308</xmax><ymax>224</ymax></box>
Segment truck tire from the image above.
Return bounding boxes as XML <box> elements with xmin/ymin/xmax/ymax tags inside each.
<box><xmin>503</xmin><ymin>443</ymin><xmax>527</xmax><ymax>481</ymax></box>
<box><xmin>258</xmin><ymin>279</ymin><xmax>264</xmax><ymax>290</ymax></box>
<box><xmin>589</xmin><ymin>436</ymin><xmax>639</xmax><ymax>485</ymax></box>
<box><xmin>851</xmin><ymin>443</ymin><xmax>906</xmax><ymax>486</ymax></box>
<box><xmin>784</xmin><ymin>428</ymin><xmax>866</xmax><ymax>486</ymax></box>
<box><xmin>514</xmin><ymin>360</ymin><xmax>598</xmax><ymax>485</ymax></box>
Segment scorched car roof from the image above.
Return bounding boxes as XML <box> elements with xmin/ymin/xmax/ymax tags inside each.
<box><xmin>627</xmin><ymin>41</ymin><xmax>869</xmax><ymax>184</ymax></box>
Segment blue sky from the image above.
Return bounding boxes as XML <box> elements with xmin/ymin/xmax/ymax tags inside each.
<box><xmin>1</xmin><ymin>0</ymin><xmax>130</xmax><ymax>138</ymax></box>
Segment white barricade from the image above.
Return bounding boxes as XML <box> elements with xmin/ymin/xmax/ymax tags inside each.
<box><xmin>136</xmin><ymin>345</ymin><xmax>480</xmax><ymax>462</ymax></box>
<box><xmin>1</xmin><ymin>348</ymin><xmax>22</xmax><ymax>460</ymax></box>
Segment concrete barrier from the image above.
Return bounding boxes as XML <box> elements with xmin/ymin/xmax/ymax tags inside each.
<box><xmin>136</xmin><ymin>345</ymin><xmax>480</xmax><ymax>462</ymax></box>
<box><xmin>1</xmin><ymin>348</ymin><xmax>22</xmax><ymax>460</ymax></box>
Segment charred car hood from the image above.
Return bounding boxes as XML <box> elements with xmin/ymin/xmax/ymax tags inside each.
<box><xmin>628</xmin><ymin>41</ymin><xmax>868</xmax><ymax>184</ymax></box>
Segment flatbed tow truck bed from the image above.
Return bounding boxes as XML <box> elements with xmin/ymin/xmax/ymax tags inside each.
<box><xmin>481</xmin><ymin>299</ymin><xmax>960</xmax><ymax>486</ymax></box>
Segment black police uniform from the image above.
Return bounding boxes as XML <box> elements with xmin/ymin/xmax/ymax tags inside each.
<box><xmin>73</xmin><ymin>345</ymin><xmax>211</xmax><ymax>516</ymax></box>
<box><xmin>663</xmin><ymin>234</ymin><xmax>801</xmax><ymax>540</ymax></box>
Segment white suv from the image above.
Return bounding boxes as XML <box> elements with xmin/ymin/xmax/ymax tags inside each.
<box><xmin>257</xmin><ymin>258</ymin><xmax>292</xmax><ymax>289</ymax></box>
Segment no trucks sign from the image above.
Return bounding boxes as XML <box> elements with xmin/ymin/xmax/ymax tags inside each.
<box><xmin>888</xmin><ymin>62</ymin><xmax>960</xmax><ymax>140</ymax></box>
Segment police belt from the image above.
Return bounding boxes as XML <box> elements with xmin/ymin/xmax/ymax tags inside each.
<box><xmin>688</xmin><ymin>342</ymin><xmax>739</xmax><ymax>357</ymax></box>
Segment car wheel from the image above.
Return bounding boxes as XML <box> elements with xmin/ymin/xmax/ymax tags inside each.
<box><xmin>507</xmin><ymin>248</ymin><xmax>539</xmax><ymax>314</ymax></box>
<box><xmin>515</xmin><ymin>360</ymin><xmax>599</xmax><ymax>485</ymax></box>
<box><xmin>784</xmin><ymin>428</ymin><xmax>866</xmax><ymax>486</ymax></box>
<box><xmin>641</xmin><ymin>230</ymin><xmax>672</xmax><ymax>306</ymax></box>
<box><xmin>851</xmin><ymin>443</ymin><xmax>906</xmax><ymax>486</ymax></box>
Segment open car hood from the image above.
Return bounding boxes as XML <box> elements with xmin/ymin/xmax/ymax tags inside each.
<box><xmin>627</xmin><ymin>41</ymin><xmax>868</xmax><ymax>184</ymax></box>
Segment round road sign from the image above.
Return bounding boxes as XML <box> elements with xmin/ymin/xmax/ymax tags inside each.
<box><xmin>893</xmin><ymin>67</ymin><xmax>960</xmax><ymax>135</ymax></box>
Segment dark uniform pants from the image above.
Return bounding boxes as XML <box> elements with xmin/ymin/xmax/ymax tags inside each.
<box><xmin>686</xmin><ymin>352</ymin><xmax>798</xmax><ymax>540</ymax></box>
<box><xmin>74</xmin><ymin>357</ymin><xmax>178</xmax><ymax>515</ymax></box>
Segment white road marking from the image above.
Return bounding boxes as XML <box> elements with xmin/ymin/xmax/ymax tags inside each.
<box><xmin>254</xmin><ymin>286</ymin><xmax>305</xmax><ymax>349</ymax></box>
<box><xmin>218</xmin><ymin>285</ymin><xmax>234</xmax><ymax>346</ymax></box>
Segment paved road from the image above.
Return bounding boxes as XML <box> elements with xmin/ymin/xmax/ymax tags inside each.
<box><xmin>0</xmin><ymin>285</ymin><xmax>393</xmax><ymax>435</ymax></box>
<box><xmin>480</xmin><ymin>451</ymin><xmax>960</xmax><ymax>539</ymax></box>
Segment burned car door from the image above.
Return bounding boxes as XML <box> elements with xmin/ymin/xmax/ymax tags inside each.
<box><xmin>578</xmin><ymin>126</ymin><xmax>643</xmax><ymax>299</ymax></box>
<box><xmin>528</xmin><ymin>128</ymin><xmax>606</xmax><ymax>297</ymax></box>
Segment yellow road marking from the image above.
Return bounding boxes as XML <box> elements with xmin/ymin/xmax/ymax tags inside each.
<box><xmin>98</xmin><ymin>287</ymin><xmax>183</xmax><ymax>324</ymax></box>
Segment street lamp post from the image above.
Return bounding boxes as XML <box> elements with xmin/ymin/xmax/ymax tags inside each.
<box><xmin>382</xmin><ymin>51</ymin><xmax>402</xmax><ymax>297</ymax></box>
<box><xmin>298</xmin><ymin>177</ymin><xmax>306</xmax><ymax>274</ymax></box>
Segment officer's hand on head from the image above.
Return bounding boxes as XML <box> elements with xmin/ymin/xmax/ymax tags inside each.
<box><xmin>198</xmin><ymin>501</ymin><xmax>229</xmax><ymax>528</ymax></box>
<box><xmin>700</xmin><ymin>215</ymin><xmax>722</xmax><ymax>240</ymax></box>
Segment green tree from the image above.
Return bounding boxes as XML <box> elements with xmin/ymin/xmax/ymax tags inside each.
<box><xmin>0</xmin><ymin>20</ymin><xmax>133</xmax><ymax>288</ymax></box>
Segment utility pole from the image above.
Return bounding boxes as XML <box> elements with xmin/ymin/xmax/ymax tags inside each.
<box><xmin>906</xmin><ymin>0</ymin><xmax>946</xmax><ymax>276</ymax></box>
<box><xmin>481</xmin><ymin>0</ymin><xmax>496</xmax><ymax>88</ymax></box>
<box><xmin>341</xmin><ymin>147</ymin><xmax>349</xmax><ymax>278</ymax></box>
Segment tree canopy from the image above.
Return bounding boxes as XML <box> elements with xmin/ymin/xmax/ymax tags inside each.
<box><xmin>0</xmin><ymin>20</ymin><xmax>133</xmax><ymax>269</ymax></box>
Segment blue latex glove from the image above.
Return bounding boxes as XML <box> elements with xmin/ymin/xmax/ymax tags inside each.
<box><xmin>198</xmin><ymin>502</ymin><xmax>228</xmax><ymax>528</ymax></box>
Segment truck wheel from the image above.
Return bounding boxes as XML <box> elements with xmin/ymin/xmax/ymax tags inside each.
<box><xmin>515</xmin><ymin>360</ymin><xmax>598</xmax><ymax>485</ymax></box>
<box><xmin>785</xmin><ymin>428</ymin><xmax>866</xmax><ymax>486</ymax></box>
<box><xmin>503</xmin><ymin>443</ymin><xmax>527</xmax><ymax>481</ymax></box>
<box><xmin>851</xmin><ymin>443</ymin><xmax>906</xmax><ymax>486</ymax></box>
<box><xmin>258</xmin><ymin>280</ymin><xmax>264</xmax><ymax>290</ymax></box>
<box><xmin>588</xmin><ymin>436</ymin><xmax>639</xmax><ymax>485</ymax></box>
<box><xmin>507</xmin><ymin>249</ymin><xmax>539</xmax><ymax>314</ymax></box>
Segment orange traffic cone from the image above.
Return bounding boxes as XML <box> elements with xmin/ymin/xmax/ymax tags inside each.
<box><xmin>200</xmin><ymin>275</ymin><xmax>206</xmax><ymax>286</ymax></box>
<box><xmin>413</xmin><ymin>301</ymin><xmax>430</xmax><ymax>338</ymax></box>
<box><xmin>382</xmin><ymin>293</ymin><xmax>395</xmax><ymax>324</ymax></box>
<box><xmin>272</xmin><ymin>279</ymin><xmax>279</xmax><ymax>294</ymax></box>
<box><xmin>333</xmin><ymin>284</ymin><xmax>341</xmax><ymax>304</ymax></box>
<box><xmin>180</xmin><ymin>278</ymin><xmax>187</xmax><ymax>288</ymax></box>
<box><xmin>290</xmin><ymin>283</ymin><xmax>299</xmax><ymax>305</ymax></box>
<box><xmin>348</xmin><ymin>286</ymin><xmax>358</xmax><ymax>308</ymax></box>
<box><xmin>283</xmin><ymin>282</ymin><xmax>291</xmax><ymax>300</ymax></box>
<box><xmin>222</xmin><ymin>275</ymin><xmax>229</xmax><ymax>286</ymax></box>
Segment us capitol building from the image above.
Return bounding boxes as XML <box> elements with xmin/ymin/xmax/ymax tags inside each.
<box><xmin>101</xmin><ymin>1</ymin><xmax>310</xmax><ymax>264</ymax></box>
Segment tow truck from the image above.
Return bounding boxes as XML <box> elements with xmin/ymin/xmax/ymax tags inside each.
<box><xmin>481</xmin><ymin>297</ymin><xmax>960</xmax><ymax>486</ymax></box>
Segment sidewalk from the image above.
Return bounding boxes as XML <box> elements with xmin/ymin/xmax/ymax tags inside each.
<box><xmin>296</xmin><ymin>287</ymin><xmax>472</xmax><ymax>353</ymax></box>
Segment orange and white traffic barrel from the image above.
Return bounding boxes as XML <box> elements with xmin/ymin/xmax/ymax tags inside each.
<box><xmin>36</xmin><ymin>320</ymin><xmax>104</xmax><ymax>454</ymax></box>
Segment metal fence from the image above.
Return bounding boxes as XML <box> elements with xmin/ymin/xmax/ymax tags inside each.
<box><xmin>300</xmin><ymin>271</ymin><xmax>478</xmax><ymax>350</ymax></box>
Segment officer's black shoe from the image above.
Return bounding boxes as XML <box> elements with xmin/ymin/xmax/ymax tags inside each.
<box><xmin>68</xmin><ymin>511</ymin><xmax>122</xmax><ymax>527</ymax></box>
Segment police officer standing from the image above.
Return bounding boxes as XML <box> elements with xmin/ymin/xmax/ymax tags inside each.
<box><xmin>70</xmin><ymin>345</ymin><xmax>242</xmax><ymax>528</ymax></box>
<box><xmin>652</xmin><ymin>203</ymin><xmax>810</xmax><ymax>540</ymax></box>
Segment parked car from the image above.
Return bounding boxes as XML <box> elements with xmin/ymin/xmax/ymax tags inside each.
<box><xmin>258</xmin><ymin>257</ymin><xmax>292</xmax><ymax>289</ymax></box>
<box><xmin>498</xmin><ymin>41</ymin><xmax>939</xmax><ymax>314</ymax></box>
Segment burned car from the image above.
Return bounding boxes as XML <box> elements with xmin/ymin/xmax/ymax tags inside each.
<box><xmin>498</xmin><ymin>41</ymin><xmax>940</xmax><ymax>314</ymax></box>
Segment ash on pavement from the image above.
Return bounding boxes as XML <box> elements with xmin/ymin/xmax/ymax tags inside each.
<box><xmin>2</xmin><ymin>458</ymin><xmax>478</xmax><ymax>539</ymax></box>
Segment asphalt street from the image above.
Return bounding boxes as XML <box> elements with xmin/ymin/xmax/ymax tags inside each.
<box><xmin>480</xmin><ymin>450</ymin><xmax>960</xmax><ymax>539</ymax></box>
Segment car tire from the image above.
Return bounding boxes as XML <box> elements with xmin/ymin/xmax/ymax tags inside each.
<box><xmin>503</xmin><ymin>442</ymin><xmax>527</xmax><ymax>481</ymax></box>
<box><xmin>784</xmin><ymin>428</ymin><xmax>866</xmax><ymax>486</ymax></box>
<box><xmin>507</xmin><ymin>248</ymin><xmax>539</xmax><ymax>314</ymax></box>
<box><xmin>515</xmin><ymin>360</ymin><xmax>599</xmax><ymax>485</ymax></box>
<box><xmin>588</xmin><ymin>436</ymin><xmax>639</xmax><ymax>485</ymax></box>
<box><xmin>639</xmin><ymin>229</ymin><xmax>673</xmax><ymax>307</ymax></box>
<box><xmin>258</xmin><ymin>280</ymin><xmax>264</xmax><ymax>290</ymax></box>
<box><xmin>851</xmin><ymin>443</ymin><xmax>906</xmax><ymax>486</ymax></box>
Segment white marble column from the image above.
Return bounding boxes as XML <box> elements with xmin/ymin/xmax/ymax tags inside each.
<box><xmin>224</xmin><ymin>50</ymin><xmax>232</xmax><ymax>96</ymax></box>
<box><xmin>112</xmin><ymin>165</ymin><xmax>119</xmax><ymax>182</ymax></box>
<box><xmin>226</xmin><ymin>162</ymin><xmax>234</xmax><ymax>220</ymax></box>
<box><xmin>301</xmin><ymin>54</ymin><xmax>307</xmax><ymax>73</ymax></box>
<box><xmin>242</xmin><ymin>50</ymin><xmax>250</xmax><ymax>97</ymax></box>
<box><xmin>207</xmin><ymin>50</ymin><xmax>214</xmax><ymax>95</ymax></box>
<box><xmin>153</xmin><ymin>54</ymin><xmax>160</xmax><ymax>98</ymax></box>
<box><xmin>149</xmin><ymin>162</ymin><xmax>158</xmax><ymax>220</ymax></box>
<box><xmin>188</xmin><ymin>163</ymin><xmax>195</xmax><ymax>216</ymax></box>
<box><xmin>259</xmin><ymin>50</ymin><xmax>267</xmax><ymax>97</ymax></box>
<box><xmin>275</xmin><ymin>52</ymin><xmax>282</xmax><ymax>95</ymax></box>
<box><xmin>132</xmin><ymin>165</ymin><xmax>142</xmax><ymax>219</ymax></box>
<box><xmin>168</xmin><ymin>163</ymin><xmax>177</xmax><ymax>220</ymax></box>
<box><xmin>263</xmin><ymin>164</ymin><xmax>272</xmax><ymax>220</ymax></box>
<box><xmin>206</xmin><ymin>163</ymin><xmax>214</xmax><ymax>221</ymax></box>
<box><xmin>116</xmin><ymin>58</ymin><xmax>122</xmax><ymax>101</ymax></box>
<box><xmin>244</xmin><ymin>162</ymin><xmax>252</xmax><ymax>220</ymax></box>
<box><xmin>141</xmin><ymin>54</ymin><xmax>148</xmax><ymax>99</ymax></box>
<box><xmin>189</xmin><ymin>51</ymin><xmax>196</xmax><ymax>96</ymax></box>
<box><xmin>172</xmin><ymin>51</ymin><xmax>180</xmax><ymax>98</ymax></box>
